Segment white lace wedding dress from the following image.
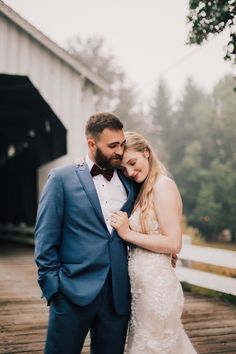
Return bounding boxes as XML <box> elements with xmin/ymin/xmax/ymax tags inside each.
<box><xmin>127</xmin><ymin>208</ymin><xmax>197</xmax><ymax>354</ymax></box>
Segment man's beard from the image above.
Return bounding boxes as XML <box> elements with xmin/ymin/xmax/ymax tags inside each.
<box><xmin>95</xmin><ymin>147</ymin><xmax>122</xmax><ymax>170</ymax></box>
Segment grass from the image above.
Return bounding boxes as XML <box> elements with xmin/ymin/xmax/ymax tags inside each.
<box><xmin>182</xmin><ymin>217</ymin><xmax>236</xmax><ymax>251</ymax></box>
<box><xmin>182</xmin><ymin>282</ymin><xmax>236</xmax><ymax>305</ymax></box>
<box><xmin>199</xmin><ymin>241</ymin><xmax>236</xmax><ymax>251</ymax></box>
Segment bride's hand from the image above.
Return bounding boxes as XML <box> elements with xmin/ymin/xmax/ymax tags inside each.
<box><xmin>110</xmin><ymin>211</ymin><xmax>130</xmax><ymax>239</ymax></box>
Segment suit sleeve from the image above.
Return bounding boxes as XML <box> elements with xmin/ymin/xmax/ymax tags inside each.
<box><xmin>34</xmin><ymin>170</ymin><xmax>64</xmax><ymax>303</ymax></box>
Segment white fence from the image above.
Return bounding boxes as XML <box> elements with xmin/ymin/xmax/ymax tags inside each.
<box><xmin>177</xmin><ymin>241</ymin><xmax>236</xmax><ymax>296</ymax></box>
<box><xmin>1</xmin><ymin>227</ymin><xmax>236</xmax><ymax>296</ymax></box>
<box><xmin>0</xmin><ymin>225</ymin><xmax>34</xmax><ymax>245</ymax></box>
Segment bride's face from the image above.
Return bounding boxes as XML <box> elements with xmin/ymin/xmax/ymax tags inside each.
<box><xmin>121</xmin><ymin>148</ymin><xmax>150</xmax><ymax>183</ymax></box>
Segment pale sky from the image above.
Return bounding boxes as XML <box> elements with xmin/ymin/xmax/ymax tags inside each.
<box><xmin>3</xmin><ymin>0</ymin><xmax>235</xmax><ymax>103</ymax></box>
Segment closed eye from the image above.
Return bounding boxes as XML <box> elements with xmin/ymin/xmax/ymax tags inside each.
<box><xmin>108</xmin><ymin>143</ymin><xmax>118</xmax><ymax>149</ymax></box>
<box><xmin>128</xmin><ymin>159</ymin><xmax>137</xmax><ymax>166</ymax></box>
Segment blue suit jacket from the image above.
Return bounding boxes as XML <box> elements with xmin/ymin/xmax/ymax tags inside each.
<box><xmin>34</xmin><ymin>162</ymin><xmax>138</xmax><ymax>315</ymax></box>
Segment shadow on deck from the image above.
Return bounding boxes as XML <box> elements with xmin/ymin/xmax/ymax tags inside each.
<box><xmin>0</xmin><ymin>241</ymin><xmax>236</xmax><ymax>354</ymax></box>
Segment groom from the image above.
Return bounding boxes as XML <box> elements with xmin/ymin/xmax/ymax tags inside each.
<box><xmin>34</xmin><ymin>112</ymin><xmax>139</xmax><ymax>354</ymax></box>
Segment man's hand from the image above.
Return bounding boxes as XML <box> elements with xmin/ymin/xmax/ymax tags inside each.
<box><xmin>171</xmin><ymin>253</ymin><xmax>178</xmax><ymax>268</ymax></box>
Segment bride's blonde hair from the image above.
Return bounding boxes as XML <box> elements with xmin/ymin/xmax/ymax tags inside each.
<box><xmin>124</xmin><ymin>131</ymin><xmax>168</xmax><ymax>233</ymax></box>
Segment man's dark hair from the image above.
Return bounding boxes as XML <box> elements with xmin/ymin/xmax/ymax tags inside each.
<box><xmin>85</xmin><ymin>112</ymin><xmax>123</xmax><ymax>140</ymax></box>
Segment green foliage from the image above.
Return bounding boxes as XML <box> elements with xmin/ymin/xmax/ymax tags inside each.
<box><xmin>182</xmin><ymin>282</ymin><xmax>236</xmax><ymax>305</ymax></box>
<box><xmin>168</xmin><ymin>78</ymin><xmax>204</xmax><ymax>168</ymax></box>
<box><xmin>187</xmin><ymin>0</ymin><xmax>236</xmax><ymax>62</ymax></box>
<box><xmin>181</xmin><ymin>75</ymin><xmax>236</xmax><ymax>240</ymax></box>
<box><xmin>150</xmin><ymin>79</ymin><xmax>172</xmax><ymax>130</ymax></box>
<box><xmin>149</xmin><ymin>79</ymin><xmax>173</xmax><ymax>163</ymax></box>
<box><xmin>150</xmin><ymin>75</ymin><xmax>236</xmax><ymax>241</ymax></box>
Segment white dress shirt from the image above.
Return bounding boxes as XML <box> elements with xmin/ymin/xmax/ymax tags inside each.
<box><xmin>86</xmin><ymin>155</ymin><xmax>127</xmax><ymax>233</ymax></box>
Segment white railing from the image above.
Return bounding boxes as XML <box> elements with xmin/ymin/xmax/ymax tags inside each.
<box><xmin>176</xmin><ymin>237</ymin><xmax>236</xmax><ymax>296</ymax></box>
<box><xmin>1</xmin><ymin>227</ymin><xmax>236</xmax><ymax>296</ymax></box>
<box><xmin>0</xmin><ymin>224</ymin><xmax>34</xmax><ymax>245</ymax></box>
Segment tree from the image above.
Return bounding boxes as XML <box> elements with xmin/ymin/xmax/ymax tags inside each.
<box><xmin>114</xmin><ymin>84</ymin><xmax>145</xmax><ymax>132</ymax></box>
<box><xmin>174</xmin><ymin>140</ymin><xmax>205</xmax><ymax>218</ymax></box>
<box><xmin>149</xmin><ymin>79</ymin><xmax>173</xmax><ymax>162</ymax></box>
<box><xmin>67</xmin><ymin>35</ymin><xmax>144</xmax><ymax>129</ymax></box>
<box><xmin>182</xmin><ymin>75</ymin><xmax>236</xmax><ymax>240</ymax></box>
<box><xmin>211</xmin><ymin>75</ymin><xmax>236</xmax><ymax>161</ymax></box>
<box><xmin>150</xmin><ymin>79</ymin><xmax>172</xmax><ymax>132</ymax></box>
<box><xmin>168</xmin><ymin>77</ymin><xmax>204</xmax><ymax>169</ymax></box>
<box><xmin>154</xmin><ymin>74</ymin><xmax>236</xmax><ymax>241</ymax></box>
<box><xmin>192</xmin><ymin>160</ymin><xmax>236</xmax><ymax>240</ymax></box>
<box><xmin>187</xmin><ymin>0</ymin><xmax>236</xmax><ymax>62</ymax></box>
<box><xmin>67</xmin><ymin>36</ymin><xmax>124</xmax><ymax>110</ymax></box>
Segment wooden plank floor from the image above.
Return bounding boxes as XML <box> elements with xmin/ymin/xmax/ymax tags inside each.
<box><xmin>0</xmin><ymin>241</ymin><xmax>236</xmax><ymax>354</ymax></box>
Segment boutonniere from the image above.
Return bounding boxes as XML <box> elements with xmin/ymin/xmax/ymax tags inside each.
<box><xmin>73</xmin><ymin>157</ymin><xmax>85</xmax><ymax>167</ymax></box>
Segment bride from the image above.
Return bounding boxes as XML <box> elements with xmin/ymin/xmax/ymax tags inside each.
<box><xmin>110</xmin><ymin>132</ymin><xmax>197</xmax><ymax>354</ymax></box>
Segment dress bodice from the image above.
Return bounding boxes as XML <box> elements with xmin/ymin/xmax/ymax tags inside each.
<box><xmin>129</xmin><ymin>207</ymin><xmax>172</xmax><ymax>269</ymax></box>
<box><xmin>129</xmin><ymin>207</ymin><xmax>160</xmax><ymax>234</ymax></box>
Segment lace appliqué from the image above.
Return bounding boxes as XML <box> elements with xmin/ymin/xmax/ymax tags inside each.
<box><xmin>127</xmin><ymin>208</ymin><xmax>197</xmax><ymax>354</ymax></box>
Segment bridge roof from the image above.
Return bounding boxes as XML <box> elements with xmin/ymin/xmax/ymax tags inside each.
<box><xmin>0</xmin><ymin>0</ymin><xmax>109</xmax><ymax>93</ymax></box>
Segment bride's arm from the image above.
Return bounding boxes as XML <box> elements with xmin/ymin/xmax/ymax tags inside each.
<box><xmin>110</xmin><ymin>176</ymin><xmax>183</xmax><ymax>254</ymax></box>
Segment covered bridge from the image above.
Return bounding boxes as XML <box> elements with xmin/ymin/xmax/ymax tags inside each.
<box><xmin>0</xmin><ymin>0</ymin><xmax>108</xmax><ymax>228</ymax></box>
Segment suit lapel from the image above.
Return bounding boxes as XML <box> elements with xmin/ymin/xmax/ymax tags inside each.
<box><xmin>75</xmin><ymin>164</ymin><xmax>137</xmax><ymax>238</ymax></box>
<box><xmin>109</xmin><ymin>170</ymin><xmax>137</xmax><ymax>238</ymax></box>
<box><xmin>75</xmin><ymin>163</ymin><xmax>107</xmax><ymax>227</ymax></box>
<box><xmin>117</xmin><ymin>170</ymin><xmax>135</xmax><ymax>214</ymax></box>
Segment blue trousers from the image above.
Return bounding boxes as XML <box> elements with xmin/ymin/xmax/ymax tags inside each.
<box><xmin>45</xmin><ymin>272</ymin><xmax>129</xmax><ymax>354</ymax></box>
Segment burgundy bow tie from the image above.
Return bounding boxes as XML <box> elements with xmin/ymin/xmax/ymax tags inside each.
<box><xmin>90</xmin><ymin>164</ymin><xmax>114</xmax><ymax>181</ymax></box>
